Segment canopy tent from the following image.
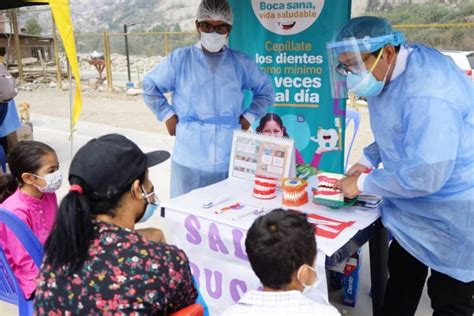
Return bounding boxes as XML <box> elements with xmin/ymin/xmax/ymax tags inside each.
<box><xmin>1</xmin><ymin>0</ymin><xmax>82</xmax><ymax>130</ymax></box>
<box><xmin>0</xmin><ymin>1</ymin><xmax>47</xmax><ymax>10</ymax></box>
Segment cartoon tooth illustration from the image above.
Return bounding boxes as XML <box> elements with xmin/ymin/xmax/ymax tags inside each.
<box><xmin>315</xmin><ymin>128</ymin><xmax>339</xmax><ymax>151</ymax></box>
<box><xmin>310</xmin><ymin>128</ymin><xmax>340</xmax><ymax>153</ymax></box>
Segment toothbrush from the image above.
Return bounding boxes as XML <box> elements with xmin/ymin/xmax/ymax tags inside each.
<box><xmin>202</xmin><ymin>195</ymin><xmax>230</xmax><ymax>209</ymax></box>
<box><xmin>334</xmin><ymin>117</ymin><xmax>342</xmax><ymax>150</ymax></box>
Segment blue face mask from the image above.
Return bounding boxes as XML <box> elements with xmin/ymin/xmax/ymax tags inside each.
<box><xmin>138</xmin><ymin>203</ymin><xmax>158</xmax><ymax>223</ymax></box>
<box><xmin>347</xmin><ymin>70</ymin><xmax>385</xmax><ymax>97</ymax></box>
<box><xmin>137</xmin><ymin>185</ymin><xmax>159</xmax><ymax>223</ymax></box>
<box><xmin>346</xmin><ymin>48</ymin><xmax>392</xmax><ymax>97</ymax></box>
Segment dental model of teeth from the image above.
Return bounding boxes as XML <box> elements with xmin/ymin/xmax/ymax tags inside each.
<box><xmin>253</xmin><ymin>175</ymin><xmax>277</xmax><ymax>199</ymax></box>
<box><xmin>282</xmin><ymin>178</ymin><xmax>308</xmax><ymax>207</ymax></box>
<box><xmin>312</xmin><ymin>172</ymin><xmax>346</xmax><ymax>209</ymax></box>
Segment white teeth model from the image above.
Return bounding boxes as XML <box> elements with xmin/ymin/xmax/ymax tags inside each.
<box><xmin>318</xmin><ymin>181</ymin><xmax>342</xmax><ymax>193</ymax></box>
<box><xmin>253</xmin><ymin>175</ymin><xmax>277</xmax><ymax>199</ymax></box>
<box><xmin>281</xmin><ymin>178</ymin><xmax>308</xmax><ymax>206</ymax></box>
<box><xmin>317</xmin><ymin>186</ymin><xmax>342</xmax><ymax>193</ymax></box>
<box><xmin>254</xmin><ymin>184</ymin><xmax>274</xmax><ymax>192</ymax></box>
<box><xmin>283</xmin><ymin>190</ymin><xmax>305</xmax><ymax>201</ymax></box>
<box><xmin>314</xmin><ymin>172</ymin><xmax>345</xmax><ymax>204</ymax></box>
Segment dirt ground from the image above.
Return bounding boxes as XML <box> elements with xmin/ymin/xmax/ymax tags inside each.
<box><xmin>15</xmin><ymin>88</ymin><xmax>167</xmax><ymax>134</ymax></box>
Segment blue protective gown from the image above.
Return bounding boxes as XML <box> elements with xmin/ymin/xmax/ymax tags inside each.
<box><xmin>142</xmin><ymin>45</ymin><xmax>274</xmax><ymax>197</ymax></box>
<box><xmin>0</xmin><ymin>99</ymin><xmax>21</xmax><ymax>137</ymax></box>
<box><xmin>362</xmin><ymin>44</ymin><xmax>474</xmax><ymax>282</ymax></box>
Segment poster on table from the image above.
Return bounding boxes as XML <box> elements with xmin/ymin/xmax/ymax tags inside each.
<box><xmin>229</xmin><ymin>0</ymin><xmax>351</xmax><ymax>174</ymax></box>
<box><xmin>229</xmin><ymin>130</ymin><xmax>295</xmax><ymax>181</ymax></box>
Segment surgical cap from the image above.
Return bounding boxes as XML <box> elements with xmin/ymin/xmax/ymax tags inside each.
<box><xmin>197</xmin><ymin>0</ymin><xmax>233</xmax><ymax>25</ymax></box>
<box><xmin>328</xmin><ymin>16</ymin><xmax>406</xmax><ymax>54</ymax></box>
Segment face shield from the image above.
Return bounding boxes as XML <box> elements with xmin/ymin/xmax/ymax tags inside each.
<box><xmin>326</xmin><ymin>32</ymin><xmax>405</xmax><ymax>99</ymax></box>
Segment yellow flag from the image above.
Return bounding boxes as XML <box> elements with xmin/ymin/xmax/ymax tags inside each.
<box><xmin>21</xmin><ymin>0</ymin><xmax>83</xmax><ymax>131</ymax></box>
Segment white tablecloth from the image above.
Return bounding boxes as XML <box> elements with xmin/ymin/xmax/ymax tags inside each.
<box><xmin>162</xmin><ymin>178</ymin><xmax>380</xmax><ymax>314</ymax></box>
<box><xmin>164</xmin><ymin>178</ymin><xmax>380</xmax><ymax>256</ymax></box>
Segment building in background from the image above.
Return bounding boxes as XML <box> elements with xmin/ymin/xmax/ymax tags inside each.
<box><xmin>0</xmin><ymin>32</ymin><xmax>53</xmax><ymax>64</ymax></box>
<box><xmin>0</xmin><ymin>12</ymin><xmax>53</xmax><ymax>64</ymax></box>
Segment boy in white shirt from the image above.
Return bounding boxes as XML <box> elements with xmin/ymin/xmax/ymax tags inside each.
<box><xmin>222</xmin><ymin>209</ymin><xmax>340</xmax><ymax>316</ymax></box>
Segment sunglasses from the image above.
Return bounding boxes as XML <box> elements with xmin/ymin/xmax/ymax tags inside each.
<box><xmin>198</xmin><ymin>21</ymin><xmax>231</xmax><ymax>35</ymax></box>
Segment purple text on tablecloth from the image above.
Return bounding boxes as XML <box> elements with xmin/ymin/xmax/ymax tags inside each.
<box><xmin>190</xmin><ymin>261</ymin><xmax>250</xmax><ymax>301</ymax></box>
<box><xmin>185</xmin><ymin>215</ymin><xmax>248</xmax><ymax>261</ymax></box>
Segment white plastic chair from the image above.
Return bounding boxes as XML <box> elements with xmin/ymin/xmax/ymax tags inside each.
<box><xmin>345</xmin><ymin>109</ymin><xmax>361</xmax><ymax>171</ymax></box>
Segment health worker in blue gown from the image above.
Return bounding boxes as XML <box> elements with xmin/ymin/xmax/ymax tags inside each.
<box><xmin>142</xmin><ymin>0</ymin><xmax>274</xmax><ymax>198</ymax></box>
<box><xmin>328</xmin><ymin>16</ymin><xmax>474</xmax><ymax>316</ymax></box>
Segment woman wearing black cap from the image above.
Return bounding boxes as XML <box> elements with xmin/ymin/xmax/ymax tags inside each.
<box><xmin>34</xmin><ymin>134</ymin><xmax>198</xmax><ymax>315</ymax></box>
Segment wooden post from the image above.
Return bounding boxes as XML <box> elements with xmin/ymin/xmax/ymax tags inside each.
<box><xmin>51</xmin><ymin>12</ymin><xmax>62</xmax><ymax>89</ymax></box>
<box><xmin>38</xmin><ymin>49</ymin><xmax>47</xmax><ymax>79</ymax></box>
<box><xmin>103</xmin><ymin>32</ymin><xmax>113</xmax><ymax>90</ymax></box>
<box><xmin>11</xmin><ymin>10</ymin><xmax>22</xmax><ymax>82</ymax></box>
<box><xmin>164</xmin><ymin>32</ymin><xmax>169</xmax><ymax>56</ymax></box>
<box><xmin>348</xmin><ymin>91</ymin><xmax>355</xmax><ymax>108</ymax></box>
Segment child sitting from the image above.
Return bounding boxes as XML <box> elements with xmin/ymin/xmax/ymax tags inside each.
<box><xmin>223</xmin><ymin>209</ymin><xmax>340</xmax><ymax>315</ymax></box>
<box><xmin>0</xmin><ymin>141</ymin><xmax>61</xmax><ymax>299</ymax></box>
<box><xmin>35</xmin><ymin>134</ymin><xmax>197</xmax><ymax>314</ymax></box>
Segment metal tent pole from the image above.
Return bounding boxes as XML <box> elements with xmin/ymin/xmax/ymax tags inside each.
<box><xmin>68</xmin><ymin>60</ymin><xmax>73</xmax><ymax>158</ymax></box>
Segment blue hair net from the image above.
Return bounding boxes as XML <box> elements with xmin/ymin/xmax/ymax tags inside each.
<box><xmin>197</xmin><ymin>0</ymin><xmax>233</xmax><ymax>25</ymax></box>
<box><xmin>327</xmin><ymin>16</ymin><xmax>406</xmax><ymax>54</ymax></box>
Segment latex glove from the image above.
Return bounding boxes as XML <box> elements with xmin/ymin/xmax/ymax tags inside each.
<box><xmin>136</xmin><ymin>228</ymin><xmax>166</xmax><ymax>243</ymax></box>
<box><xmin>165</xmin><ymin>115</ymin><xmax>178</xmax><ymax>136</ymax></box>
<box><xmin>240</xmin><ymin>115</ymin><xmax>251</xmax><ymax>130</ymax></box>
<box><xmin>335</xmin><ymin>175</ymin><xmax>361</xmax><ymax>199</ymax></box>
<box><xmin>346</xmin><ymin>163</ymin><xmax>370</xmax><ymax>176</ymax></box>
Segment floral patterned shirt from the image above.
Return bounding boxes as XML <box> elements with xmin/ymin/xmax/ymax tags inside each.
<box><xmin>34</xmin><ymin>220</ymin><xmax>197</xmax><ymax>315</ymax></box>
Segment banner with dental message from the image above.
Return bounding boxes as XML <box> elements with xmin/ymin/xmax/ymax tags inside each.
<box><xmin>229</xmin><ymin>0</ymin><xmax>351</xmax><ymax>173</ymax></box>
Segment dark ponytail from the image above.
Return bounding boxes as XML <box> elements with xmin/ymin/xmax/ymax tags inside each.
<box><xmin>0</xmin><ymin>141</ymin><xmax>55</xmax><ymax>202</ymax></box>
<box><xmin>255</xmin><ymin>113</ymin><xmax>289</xmax><ymax>137</ymax></box>
<box><xmin>44</xmin><ymin>171</ymin><xmax>146</xmax><ymax>275</ymax></box>
<box><xmin>0</xmin><ymin>174</ymin><xmax>18</xmax><ymax>203</ymax></box>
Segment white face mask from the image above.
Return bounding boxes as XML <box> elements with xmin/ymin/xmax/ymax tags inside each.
<box><xmin>33</xmin><ymin>170</ymin><xmax>63</xmax><ymax>193</ymax></box>
<box><xmin>297</xmin><ymin>263</ymin><xmax>320</xmax><ymax>294</ymax></box>
<box><xmin>200</xmin><ymin>32</ymin><xmax>227</xmax><ymax>53</ymax></box>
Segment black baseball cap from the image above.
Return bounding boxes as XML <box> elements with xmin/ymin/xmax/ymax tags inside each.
<box><xmin>69</xmin><ymin>134</ymin><xmax>170</xmax><ymax>196</ymax></box>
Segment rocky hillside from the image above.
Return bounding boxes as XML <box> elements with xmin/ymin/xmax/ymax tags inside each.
<box><xmin>67</xmin><ymin>0</ymin><xmax>469</xmax><ymax>32</ymax></box>
<box><xmin>69</xmin><ymin>0</ymin><xmax>200</xmax><ymax>32</ymax></box>
<box><xmin>16</xmin><ymin>0</ymin><xmax>469</xmax><ymax>34</ymax></box>
<box><xmin>352</xmin><ymin>0</ymin><xmax>466</xmax><ymax>16</ymax></box>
